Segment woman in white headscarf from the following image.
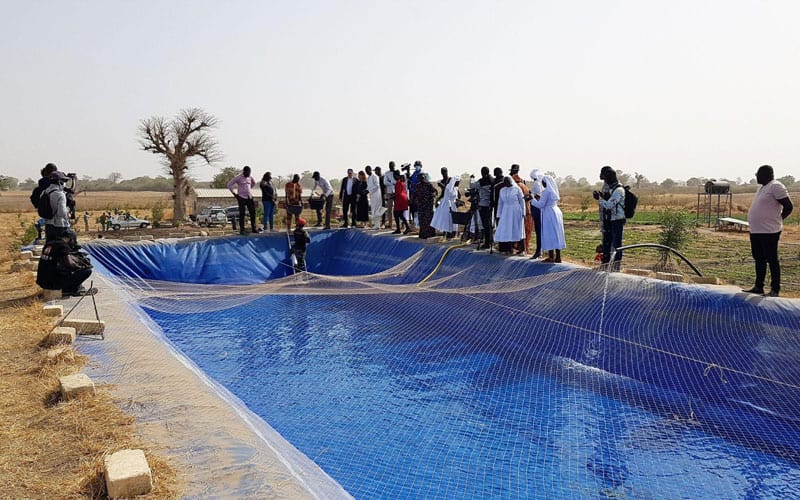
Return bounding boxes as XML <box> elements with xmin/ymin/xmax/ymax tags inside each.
<box><xmin>530</xmin><ymin>173</ymin><xmax>565</xmax><ymax>262</ymax></box>
<box><xmin>494</xmin><ymin>176</ymin><xmax>526</xmax><ymax>255</ymax></box>
<box><xmin>431</xmin><ymin>176</ymin><xmax>459</xmax><ymax>237</ymax></box>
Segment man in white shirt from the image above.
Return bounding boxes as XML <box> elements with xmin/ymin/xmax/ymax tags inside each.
<box><xmin>311</xmin><ymin>171</ymin><xmax>334</xmax><ymax>229</ymax></box>
<box><xmin>383</xmin><ymin>161</ymin><xmax>397</xmax><ymax>229</ymax></box>
<box><xmin>366</xmin><ymin>166</ymin><xmax>383</xmax><ymax>229</ymax></box>
<box><xmin>744</xmin><ymin>165</ymin><xmax>793</xmax><ymax>297</ymax></box>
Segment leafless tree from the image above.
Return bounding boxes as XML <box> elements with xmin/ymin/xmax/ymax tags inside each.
<box><xmin>138</xmin><ymin>108</ymin><xmax>222</xmax><ymax>222</ymax></box>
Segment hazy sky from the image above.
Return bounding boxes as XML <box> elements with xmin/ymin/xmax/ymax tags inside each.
<box><xmin>1</xmin><ymin>0</ymin><xmax>798</xmax><ymax>184</ymax></box>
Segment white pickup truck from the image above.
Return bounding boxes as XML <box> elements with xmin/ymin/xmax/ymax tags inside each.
<box><xmin>197</xmin><ymin>206</ymin><xmax>228</xmax><ymax>227</ymax></box>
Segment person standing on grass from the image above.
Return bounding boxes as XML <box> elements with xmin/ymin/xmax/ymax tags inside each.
<box><xmin>392</xmin><ymin>172</ymin><xmax>411</xmax><ymax>234</ymax></box>
<box><xmin>530</xmin><ymin>174</ymin><xmax>566</xmax><ymax>262</ymax></box>
<box><xmin>366</xmin><ymin>166</ymin><xmax>383</xmax><ymax>229</ymax></box>
<box><xmin>383</xmin><ymin>162</ymin><xmax>397</xmax><ymax>229</ymax></box>
<box><xmin>259</xmin><ymin>171</ymin><xmax>277</xmax><ymax>232</ymax></box>
<box><xmin>528</xmin><ymin>169</ymin><xmax>544</xmax><ymax>259</ymax></box>
<box><xmin>495</xmin><ymin>176</ymin><xmax>525</xmax><ymax>255</ymax></box>
<box><xmin>594</xmin><ymin>168</ymin><xmax>625</xmax><ymax>267</ymax></box>
<box><xmin>311</xmin><ymin>171</ymin><xmax>334</xmax><ymax>229</ymax></box>
<box><xmin>511</xmin><ymin>164</ymin><xmax>532</xmax><ymax>255</ymax></box>
<box><xmin>228</xmin><ymin>165</ymin><xmax>259</xmax><ymax>235</ymax></box>
<box><xmin>285</xmin><ymin>173</ymin><xmax>304</xmax><ymax>229</ymax></box>
<box><xmin>339</xmin><ymin>168</ymin><xmax>357</xmax><ymax>228</ymax></box>
<box><xmin>743</xmin><ymin>165</ymin><xmax>793</xmax><ymax>297</ymax></box>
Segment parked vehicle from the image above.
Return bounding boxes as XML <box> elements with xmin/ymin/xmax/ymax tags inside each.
<box><xmin>196</xmin><ymin>206</ymin><xmax>227</xmax><ymax>226</ymax></box>
<box><xmin>109</xmin><ymin>215</ymin><xmax>150</xmax><ymax>230</ymax></box>
<box><xmin>225</xmin><ymin>205</ymin><xmax>240</xmax><ymax>229</ymax></box>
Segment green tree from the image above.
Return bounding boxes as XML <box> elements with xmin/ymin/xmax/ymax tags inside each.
<box><xmin>138</xmin><ymin>108</ymin><xmax>222</xmax><ymax>222</ymax></box>
<box><xmin>660</xmin><ymin>178</ymin><xmax>678</xmax><ymax>189</ymax></box>
<box><xmin>0</xmin><ymin>175</ymin><xmax>19</xmax><ymax>190</ymax></box>
<box><xmin>211</xmin><ymin>167</ymin><xmax>240</xmax><ymax>188</ymax></box>
<box><xmin>778</xmin><ymin>175</ymin><xmax>796</xmax><ymax>187</ymax></box>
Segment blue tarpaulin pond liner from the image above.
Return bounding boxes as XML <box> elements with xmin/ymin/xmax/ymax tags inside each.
<box><xmin>86</xmin><ymin>231</ymin><xmax>800</xmax><ymax>497</ymax></box>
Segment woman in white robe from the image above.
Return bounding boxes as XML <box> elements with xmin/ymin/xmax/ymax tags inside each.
<box><xmin>530</xmin><ymin>174</ymin><xmax>565</xmax><ymax>262</ymax></box>
<box><xmin>494</xmin><ymin>176</ymin><xmax>525</xmax><ymax>254</ymax></box>
<box><xmin>431</xmin><ymin>177</ymin><xmax>459</xmax><ymax>235</ymax></box>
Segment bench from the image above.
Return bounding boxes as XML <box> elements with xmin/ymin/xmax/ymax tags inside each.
<box><xmin>717</xmin><ymin>217</ymin><xmax>749</xmax><ymax>232</ymax></box>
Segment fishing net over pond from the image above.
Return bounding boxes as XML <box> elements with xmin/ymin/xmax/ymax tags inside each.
<box><xmin>86</xmin><ymin>230</ymin><xmax>800</xmax><ymax>498</ymax></box>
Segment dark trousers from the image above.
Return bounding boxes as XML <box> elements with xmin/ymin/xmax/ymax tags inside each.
<box><xmin>393</xmin><ymin>210</ymin><xmax>409</xmax><ymax>231</ymax></box>
<box><xmin>237</xmin><ymin>196</ymin><xmax>257</xmax><ymax>232</ymax></box>
<box><xmin>62</xmin><ymin>267</ymin><xmax>92</xmax><ymax>294</ymax></box>
<box><xmin>531</xmin><ymin>206</ymin><xmax>542</xmax><ymax>256</ymax></box>
<box><xmin>45</xmin><ymin>224</ymin><xmax>77</xmax><ymax>246</ymax></box>
<box><xmin>315</xmin><ymin>195</ymin><xmax>334</xmax><ymax>228</ymax></box>
<box><xmin>602</xmin><ymin>219</ymin><xmax>626</xmax><ymax>263</ymax></box>
<box><xmin>478</xmin><ymin>206</ymin><xmax>493</xmax><ymax>246</ymax></box>
<box><xmin>341</xmin><ymin>195</ymin><xmax>357</xmax><ymax>226</ymax></box>
<box><xmin>750</xmin><ymin>232</ymin><xmax>781</xmax><ymax>292</ymax></box>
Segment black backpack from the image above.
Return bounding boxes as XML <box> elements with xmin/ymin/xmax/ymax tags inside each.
<box><xmin>36</xmin><ymin>189</ymin><xmax>55</xmax><ymax>219</ymax></box>
<box><xmin>30</xmin><ymin>185</ymin><xmax>43</xmax><ymax>210</ymax></box>
<box><xmin>622</xmin><ymin>185</ymin><xmax>638</xmax><ymax>219</ymax></box>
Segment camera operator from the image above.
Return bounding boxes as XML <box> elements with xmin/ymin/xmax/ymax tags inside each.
<box><xmin>42</xmin><ymin>171</ymin><xmax>78</xmax><ymax>245</ymax></box>
<box><xmin>470</xmin><ymin>166</ymin><xmax>495</xmax><ymax>250</ymax></box>
<box><xmin>593</xmin><ymin>167</ymin><xmax>626</xmax><ymax>267</ymax></box>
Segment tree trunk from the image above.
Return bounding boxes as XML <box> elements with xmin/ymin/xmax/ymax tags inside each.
<box><xmin>172</xmin><ymin>161</ymin><xmax>187</xmax><ymax>223</ymax></box>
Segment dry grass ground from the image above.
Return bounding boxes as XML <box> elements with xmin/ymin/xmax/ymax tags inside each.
<box><xmin>0</xmin><ymin>214</ymin><xmax>181</xmax><ymax>498</ymax></box>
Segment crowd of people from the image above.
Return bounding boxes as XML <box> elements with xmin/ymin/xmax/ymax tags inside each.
<box><xmin>227</xmin><ymin>162</ymin><xmax>634</xmax><ymax>264</ymax></box>
<box><xmin>226</xmin><ymin>162</ymin><xmax>793</xmax><ymax>296</ymax></box>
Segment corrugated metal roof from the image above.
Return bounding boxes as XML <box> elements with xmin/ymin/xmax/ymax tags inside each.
<box><xmin>194</xmin><ymin>188</ymin><xmax>317</xmax><ymax>198</ymax></box>
<box><xmin>194</xmin><ymin>188</ymin><xmax>232</xmax><ymax>198</ymax></box>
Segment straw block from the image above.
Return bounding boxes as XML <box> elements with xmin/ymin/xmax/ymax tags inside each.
<box><xmin>623</xmin><ymin>268</ymin><xmax>653</xmax><ymax>277</ymax></box>
<box><xmin>60</xmin><ymin>318</ymin><xmax>105</xmax><ymax>336</ymax></box>
<box><xmin>199</xmin><ymin>230</ymin><xmax>209</xmax><ymax>236</ymax></box>
<box><xmin>59</xmin><ymin>373</ymin><xmax>95</xmax><ymax>400</ymax></box>
<box><xmin>43</xmin><ymin>304</ymin><xmax>63</xmax><ymax>317</ymax></box>
<box><xmin>104</xmin><ymin>449</ymin><xmax>153</xmax><ymax>498</ymax></box>
<box><xmin>41</xmin><ymin>289</ymin><xmax>62</xmax><ymax>301</ymax></box>
<box><xmin>49</xmin><ymin>326</ymin><xmax>76</xmax><ymax>344</ymax></box>
<box><xmin>32</xmin><ymin>246</ymin><xmax>44</xmax><ymax>256</ymax></box>
<box><xmin>19</xmin><ymin>250</ymin><xmax>33</xmax><ymax>260</ymax></box>
<box><xmin>140</xmin><ymin>234</ymin><xmax>154</xmax><ymax>240</ymax></box>
<box><xmin>11</xmin><ymin>260</ymin><xmax>35</xmax><ymax>272</ymax></box>
<box><xmin>656</xmin><ymin>272</ymin><xmax>684</xmax><ymax>282</ymax></box>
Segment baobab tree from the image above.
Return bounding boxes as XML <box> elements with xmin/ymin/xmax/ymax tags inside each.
<box><xmin>138</xmin><ymin>108</ymin><xmax>222</xmax><ymax>222</ymax></box>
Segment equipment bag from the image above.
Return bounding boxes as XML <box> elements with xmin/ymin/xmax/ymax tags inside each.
<box><xmin>623</xmin><ymin>186</ymin><xmax>638</xmax><ymax>219</ymax></box>
<box><xmin>37</xmin><ymin>190</ymin><xmax>55</xmax><ymax>219</ymax></box>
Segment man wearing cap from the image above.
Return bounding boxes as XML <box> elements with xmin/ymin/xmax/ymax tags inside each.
<box><xmin>42</xmin><ymin>170</ymin><xmax>76</xmax><ymax>243</ymax></box>
<box><xmin>339</xmin><ymin>169</ymin><xmax>357</xmax><ymax>228</ymax></box>
<box><xmin>311</xmin><ymin>171</ymin><xmax>334</xmax><ymax>229</ymax></box>
<box><xmin>292</xmin><ymin>218</ymin><xmax>311</xmax><ymax>272</ymax></box>
<box><xmin>743</xmin><ymin>165</ymin><xmax>793</xmax><ymax>297</ymax></box>
<box><xmin>227</xmin><ymin>165</ymin><xmax>259</xmax><ymax>235</ymax></box>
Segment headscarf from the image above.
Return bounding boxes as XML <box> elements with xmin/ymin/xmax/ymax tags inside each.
<box><xmin>541</xmin><ymin>174</ymin><xmax>560</xmax><ymax>201</ymax></box>
<box><xmin>529</xmin><ymin>169</ymin><xmax>542</xmax><ymax>182</ymax></box>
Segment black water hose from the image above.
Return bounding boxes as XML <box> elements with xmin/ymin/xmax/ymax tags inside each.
<box><xmin>611</xmin><ymin>243</ymin><xmax>703</xmax><ymax>277</ymax></box>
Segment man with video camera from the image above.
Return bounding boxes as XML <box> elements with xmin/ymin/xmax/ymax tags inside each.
<box><xmin>593</xmin><ymin>166</ymin><xmax>626</xmax><ymax>267</ymax></box>
<box><xmin>469</xmin><ymin>166</ymin><xmax>494</xmax><ymax>250</ymax></box>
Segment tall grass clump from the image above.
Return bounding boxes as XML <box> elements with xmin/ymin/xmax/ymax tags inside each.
<box><xmin>656</xmin><ymin>209</ymin><xmax>697</xmax><ymax>269</ymax></box>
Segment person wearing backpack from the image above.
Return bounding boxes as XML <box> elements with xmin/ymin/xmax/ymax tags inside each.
<box><xmin>42</xmin><ymin>170</ymin><xmax>76</xmax><ymax>244</ymax></box>
<box><xmin>594</xmin><ymin>168</ymin><xmax>626</xmax><ymax>267</ymax></box>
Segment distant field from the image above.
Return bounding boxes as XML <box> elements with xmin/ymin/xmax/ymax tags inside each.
<box><xmin>0</xmin><ymin>190</ymin><xmax>171</xmax><ymax>213</ymax></box>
